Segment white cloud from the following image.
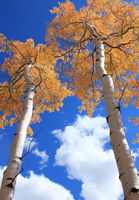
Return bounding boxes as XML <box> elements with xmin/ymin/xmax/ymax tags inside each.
<box><xmin>52</xmin><ymin>115</ymin><xmax>123</xmax><ymax>200</ymax></box>
<box><xmin>32</xmin><ymin>148</ymin><xmax>49</xmax><ymax>169</ymax></box>
<box><xmin>0</xmin><ymin>166</ymin><xmax>74</xmax><ymax>200</ymax></box>
<box><xmin>24</xmin><ymin>137</ymin><xmax>48</xmax><ymax>169</ymax></box>
<box><xmin>131</xmin><ymin>149</ymin><xmax>139</xmax><ymax>160</ymax></box>
<box><xmin>24</xmin><ymin>136</ymin><xmax>37</xmax><ymax>151</ymax></box>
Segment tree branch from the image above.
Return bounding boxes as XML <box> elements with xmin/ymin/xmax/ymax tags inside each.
<box><xmin>21</xmin><ymin>128</ymin><xmax>42</xmax><ymax>160</ymax></box>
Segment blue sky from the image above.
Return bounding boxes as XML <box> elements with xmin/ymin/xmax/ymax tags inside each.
<box><xmin>0</xmin><ymin>0</ymin><xmax>139</xmax><ymax>200</ymax></box>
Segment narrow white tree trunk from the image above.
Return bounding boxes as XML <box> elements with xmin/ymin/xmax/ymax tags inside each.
<box><xmin>85</xmin><ymin>24</ymin><xmax>139</xmax><ymax>199</ymax></box>
<box><xmin>94</xmin><ymin>39</ymin><xmax>139</xmax><ymax>199</ymax></box>
<box><xmin>0</xmin><ymin>64</ymin><xmax>35</xmax><ymax>200</ymax></box>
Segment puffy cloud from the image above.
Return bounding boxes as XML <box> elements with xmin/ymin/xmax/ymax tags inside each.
<box><xmin>52</xmin><ymin>115</ymin><xmax>123</xmax><ymax>200</ymax></box>
<box><xmin>24</xmin><ymin>137</ymin><xmax>48</xmax><ymax>169</ymax></box>
<box><xmin>24</xmin><ymin>136</ymin><xmax>37</xmax><ymax>151</ymax></box>
<box><xmin>32</xmin><ymin>148</ymin><xmax>49</xmax><ymax>169</ymax></box>
<box><xmin>0</xmin><ymin>166</ymin><xmax>74</xmax><ymax>200</ymax></box>
<box><xmin>131</xmin><ymin>149</ymin><xmax>139</xmax><ymax>160</ymax></box>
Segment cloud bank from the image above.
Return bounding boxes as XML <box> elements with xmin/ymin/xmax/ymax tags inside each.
<box><xmin>53</xmin><ymin>115</ymin><xmax>123</xmax><ymax>200</ymax></box>
<box><xmin>0</xmin><ymin>166</ymin><xmax>74</xmax><ymax>200</ymax></box>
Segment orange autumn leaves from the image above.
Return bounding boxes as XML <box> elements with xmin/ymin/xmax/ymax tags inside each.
<box><xmin>0</xmin><ymin>36</ymin><xmax>71</xmax><ymax>133</ymax></box>
<box><xmin>47</xmin><ymin>0</ymin><xmax>139</xmax><ymax>118</ymax></box>
<box><xmin>0</xmin><ymin>0</ymin><xmax>138</xmax><ymax>134</ymax></box>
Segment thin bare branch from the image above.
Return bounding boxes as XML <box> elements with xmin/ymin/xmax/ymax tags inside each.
<box><xmin>21</xmin><ymin>128</ymin><xmax>42</xmax><ymax>160</ymax></box>
<box><xmin>119</xmin><ymin>83</ymin><xmax>128</xmax><ymax>106</ymax></box>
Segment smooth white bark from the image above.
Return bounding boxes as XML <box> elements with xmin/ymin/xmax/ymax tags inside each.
<box><xmin>0</xmin><ymin>64</ymin><xmax>35</xmax><ymax>200</ymax></box>
<box><xmin>85</xmin><ymin>24</ymin><xmax>139</xmax><ymax>199</ymax></box>
<box><xmin>95</xmin><ymin>40</ymin><xmax>139</xmax><ymax>199</ymax></box>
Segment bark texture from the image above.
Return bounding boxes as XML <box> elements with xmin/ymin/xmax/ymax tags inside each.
<box><xmin>94</xmin><ymin>38</ymin><xmax>139</xmax><ymax>199</ymax></box>
<box><xmin>0</xmin><ymin>64</ymin><xmax>35</xmax><ymax>200</ymax></box>
<box><xmin>84</xmin><ymin>24</ymin><xmax>139</xmax><ymax>199</ymax></box>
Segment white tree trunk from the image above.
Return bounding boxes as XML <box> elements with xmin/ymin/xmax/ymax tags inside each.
<box><xmin>94</xmin><ymin>39</ymin><xmax>139</xmax><ymax>199</ymax></box>
<box><xmin>0</xmin><ymin>64</ymin><xmax>35</xmax><ymax>200</ymax></box>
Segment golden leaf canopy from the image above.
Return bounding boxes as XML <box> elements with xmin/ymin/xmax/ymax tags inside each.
<box><xmin>47</xmin><ymin>0</ymin><xmax>139</xmax><ymax>116</ymax></box>
<box><xmin>0</xmin><ymin>36</ymin><xmax>71</xmax><ymax>132</ymax></box>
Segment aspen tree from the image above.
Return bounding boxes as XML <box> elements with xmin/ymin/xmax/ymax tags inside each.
<box><xmin>84</xmin><ymin>23</ymin><xmax>139</xmax><ymax>200</ymax></box>
<box><xmin>47</xmin><ymin>0</ymin><xmax>139</xmax><ymax>199</ymax></box>
<box><xmin>0</xmin><ymin>36</ymin><xmax>70</xmax><ymax>200</ymax></box>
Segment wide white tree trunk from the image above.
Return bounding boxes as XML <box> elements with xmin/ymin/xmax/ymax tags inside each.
<box><xmin>0</xmin><ymin>64</ymin><xmax>35</xmax><ymax>200</ymax></box>
<box><xmin>95</xmin><ymin>39</ymin><xmax>139</xmax><ymax>199</ymax></box>
<box><xmin>85</xmin><ymin>24</ymin><xmax>139</xmax><ymax>199</ymax></box>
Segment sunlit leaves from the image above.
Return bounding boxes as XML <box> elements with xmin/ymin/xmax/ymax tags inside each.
<box><xmin>47</xmin><ymin>0</ymin><xmax>139</xmax><ymax>118</ymax></box>
<box><xmin>129</xmin><ymin>117</ymin><xmax>139</xmax><ymax>126</ymax></box>
<box><xmin>0</xmin><ymin>37</ymin><xmax>71</xmax><ymax>133</ymax></box>
<box><xmin>0</xmin><ymin>33</ymin><xmax>7</xmax><ymax>52</ymax></box>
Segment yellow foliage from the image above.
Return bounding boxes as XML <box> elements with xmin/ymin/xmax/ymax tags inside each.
<box><xmin>0</xmin><ymin>36</ymin><xmax>71</xmax><ymax>134</ymax></box>
<box><xmin>27</xmin><ymin>126</ymin><xmax>33</xmax><ymax>136</ymax></box>
<box><xmin>47</xmin><ymin>0</ymin><xmax>139</xmax><ymax>119</ymax></box>
<box><xmin>129</xmin><ymin>117</ymin><xmax>139</xmax><ymax>126</ymax></box>
<box><xmin>0</xmin><ymin>33</ymin><xmax>7</xmax><ymax>52</ymax></box>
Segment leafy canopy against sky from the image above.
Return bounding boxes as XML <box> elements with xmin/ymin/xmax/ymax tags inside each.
<box><xmin>0</xmin><ymin>0</ymin><xmax>139</xmax><ymax>200</ymax></box>
<box><xmin>47</xmin><ymin>0</ymin><xmax>139</xmax><ymax>118</ymax></box>
<box><xmin>0</xmin><ymin>36</ymin><xmax>71</xmax><ymax>133</ymax></box>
